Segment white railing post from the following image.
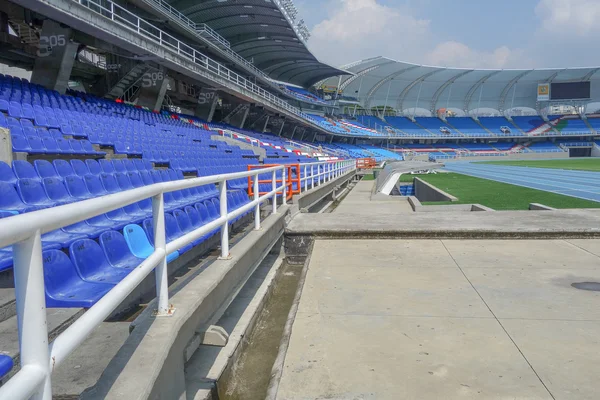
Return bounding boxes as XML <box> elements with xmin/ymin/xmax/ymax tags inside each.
<box><xmin>272</xmin><ymin>170</ymin><xmax>277</xmax><ymax>214</ymax></box>
<box><xmin>318</xmin><ymin>164</ymin><xmax>322</xmax><ymax>185</ymax></box>
<box><xmin>253</xmin><ymin>175</ymin><xmax>260</xmax><ymax>230</ymax></box>
<box><xmin>13</xmin><ymin>231</ymin><xmax>52</xmax><ymax>400</ymax></box>
<box><xmin>282</xmin><ymin>167</ymin><xmax>287</xmax><ymax>205</ymax></box>
<box><xmin>303</xmin><ymin>165</ymin><xmax>307</xmax><ymax>192</ymax></box>
<box><xmin>219</xmin><ymin>180</ymin><xmax>229</xmax><ymax>258</ymax></box>
<box><xmin>311</xmin><ymin>165</ymin><xmax>314</xmax><ymax>189</ymax></box>
<box><xmin>152</xmin><ymin>193</ymin><xmax>170</xmax><ymax>315</ymax></box>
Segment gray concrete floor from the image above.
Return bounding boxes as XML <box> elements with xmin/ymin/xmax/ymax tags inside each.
<box><xmin>276</xmin><ymin>239</ymin><xmax>600</xmax><ymax>400</ymax></box>
<box><xmin>334</xmin><ymin>180</ymin><xmax>413</xmax><ymax>214</ymax></box>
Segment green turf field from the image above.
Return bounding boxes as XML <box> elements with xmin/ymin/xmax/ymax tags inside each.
<box><xmin>402</xmin><ymin>172</ymin><xmax>600</xmax><ymax>210</ymax></box>
<box><xmin>479</xmin><ymin>158</ymin><xmax>600</xmax><ymax>171</ymax></box>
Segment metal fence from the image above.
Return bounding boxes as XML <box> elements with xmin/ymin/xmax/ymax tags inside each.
<box><xmin>71</xmin><ymin>0</ymin><xmax>320</xmax><ymax>126</ymax></box>
<box><xmin>0</xmin><ymin>161</ymin><xmax>355</xmax><ymax>399</ymax></box>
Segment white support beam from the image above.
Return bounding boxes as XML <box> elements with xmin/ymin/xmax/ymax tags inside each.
<box><xmin>429</xmin><ymin>70</ymin><xmax>473</xmax><ymax>114</ymax></box>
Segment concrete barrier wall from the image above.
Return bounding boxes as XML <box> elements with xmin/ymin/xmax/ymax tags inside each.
<box><xmin>444</xmin><ymin>151</ymin><xmax>568</xmax><ymax>163</ymax></box>
<box><xmin>414</xmin><ymin>177</ymin><xmax>457</xmax><ymax>202</ymax></box>
<box><xmin>84</xmin><ymin>210</ymin><xmax>288</xmax><ymax>400</ymax></box>
<box><xmin>0</xmin><ymin>128</ymin><xmax>12</xmax><ymax>164</ymax></box>
<box><xmin>293</xmin><ymin>170</ymin><xmax>356</xmax><ymax>213</ymax></box>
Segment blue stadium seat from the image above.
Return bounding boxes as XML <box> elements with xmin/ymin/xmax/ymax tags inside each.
<box><xmin>122</xmin><ymin>224</ymin><xmax>179</xmax><ymax>262</ymax></box>
<box><xmin>69</xmin><ymin>239</ymin><xmax>131</xmax><ymax>284</ymax></box>
<box><xmin>13</xmin><ymin>160</ymin><xmax>40</xmax><ymax>181</ymax></box>
<box><xmin>70</xmin><ymin>159</ymin><xmax>89</xmax><ymax>176</ymax></box>
<box><xmin>17</xmin><ymin>179</ymin><xmax>56</xmax><ymax>208</ymax></box>
<box><xmin>34</xmin><ymin>160</ymin><xmax>61</xmax><ymax>181</ymax></box>
<box><xmin>112</xmin><ymin>160</ymin><xmax>126</xmax><ymax>173</ymax></box>
<box><xmin>0</xmin><ymin>354</ymin><xmax>13</xmax><ymax>378</ymax></box>
<box><xmin>85</xmin><ymin>159</ymin><xmax>102</xmax><ymax>175</ymax></box>
<box><xmin>0</xmin><ymin>161</ymin><xmax>17</xmax><ymax>185</ymax></box>
<box><xmin>43</xmin><ymin>249</ymin><xmax>113</xmax><ymax>308</ymax></box>
<box><xmin>0</xmin><ymin>181</ymin><xmax>37</xmax><ymax>213</ymax></box>
<box><xmin>99</xmin><ymin>159</ymin><xmax>115</xmax><ymax>174</ymax></box>
<box><xmin>99</xmin><ymin>230</ymin><xmax>144</xmax><ymax>269</ymax></box>
<box><xmin>173</xmin><ymin>209</ymin><xmax>204</xmax><ymax>245</ymax></box>
<box><xmin>53</xmin><ymin>159</ymin><xmax>75</xmax><ymax>178</ymax></box>
<box><xmin>11</xmin><ymin>134</ymin><xmax>30</xmax><ymax>152</ymax></box>
<box><xmin>42</xmin><ymin>178</ymin><xmax>75</xmax><ymax>205</ymax></box>
<box><xmin>64</xmin><ymin>175</ymin><xmax>93</xmax><ymax>201</ymax></box>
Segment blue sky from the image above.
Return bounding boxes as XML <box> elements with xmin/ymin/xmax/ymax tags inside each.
<box><xmin>296</xmin><ymin>0</ymin><xmax>600</xmax><ymax>69</ymax></box>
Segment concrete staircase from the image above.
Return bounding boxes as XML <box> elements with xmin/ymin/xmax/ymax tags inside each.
<box><xmin>8</xmin><ymin>20</ymin><xmax>39</xmax><ymax>46</ymax></box>
<box><xmin>106</xmin><ymin>64</ymin><xmax>150</xmax><ymax>100</ymax></box>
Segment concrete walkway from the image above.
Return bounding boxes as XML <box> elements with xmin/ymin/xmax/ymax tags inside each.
<box><xmin>334</xmin><ymin>180</ymin><xmax>413</xmax><ymax>214</ymax></box>
<box><xmin>276</xmin><ymin>239</ymin><xmax>600</xmax><ymax>400</ymax></box>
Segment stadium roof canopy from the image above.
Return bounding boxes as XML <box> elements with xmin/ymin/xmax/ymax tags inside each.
<box><xmin>321</xmin><ymin>57</ymin><xmax>600</xmax><ymax>115</ymax></box>
<box><xmin>167</xmin><ymin>0</ymin><xmax>348</xmax><ymax>88</ymax></box>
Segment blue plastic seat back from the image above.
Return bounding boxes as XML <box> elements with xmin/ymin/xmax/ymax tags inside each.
<box><xmin>185</xmin><ymin>206</ymin><xmax>203</xmax><ymax>228</ymax></box>
<box><xmin>141</xmin><ymin>219</ymin><xmax>155</xmax><ymax>243</ymax></box>
<box><xmin>43</xmin><ymin>250</ymin><xmax>83</xmax><ymax>297</ymax></box>
<box><xmin>42</xmin><ymin>138</ymin><xmax>60</xmax><ymax>153</ymax></box>
<box><xmin>100</xmin><ymin>173</ymin><xmax>121</xmax><ymax>194</ymax></box>
<box><xmin>112</xmin><ymin>160</ymin><xmax>126</xmax><ymax>173</ymax></box>
<box><xmin>204</xmin><ymin>200</ymin><xmax>219</xmax><ymax>220</ymax></box>
<box><xmin>194</xmin><ymin>203</ymin><xmax>210</xmax><ymax>223</ymax></box>
<box><xmin>124</xmin><ymin>224</ymin><xmax>153</xmax><ymax>258</ymax></box>
<box><xmin>84</xmin><ymin>174</ymin><xmax>108</xmax><ymax>197</ymax></box>
<box><xmin>69</xmin><ymin>139</ymin><xmax>84</xmax><ymax>154</ymax></box>
<box><xmin>43</xmin><ymin>178</ymin><xmax>72</xmax><ymax>204</ymax></box>
<box><xmin>115</xmin><ymin>173</ymin><xmax>134</xmax><ymax>191</ymax></box>
<box><xmin>122</xmin><ymin>159</ymin><xmax>137</xmax><ymax>172</ymax></box>
<box><xmin>211</xmin><ymin>198</ymin><xmax>220</xmax><ymax>214</ymax></box>
<box><xmin>138</xmin><ymin>170</ymin><xmax>154</xmax><ymax>185</ymax></box>
<box><xmin>150</xmin><ymin>171</ymin><xmax>163</xmax><ymax>183</ymax></box>
<box><xmin>69</xmin><ymin>239</ymin><xmax>118</xmax><ymax>282</ymax></box>
<box><xmin>0</xmin><ymin>161</ymin><xmax>17</xmax><ymax>185</ymax></box>
<box><xmin>33</xmin><ymin>160</ymin><xmax>60</xmax><ymax>181</ymax></box>
<box><xmin>17</xmin><ymin>179</ymin><xmax>52</xmax><ymax>205</ymax></box>
<box><xmin>0</xmin><ymin>181</ymin><xmax>28</xmax><ymax>212</ymax></box>
<box><xmin>64</xmin><ymin>175</ymin><xmax>92</xmax><ymax>200</ymax></box>
<box><xmin>11</xmin><ymin>134</ymin><xmax>30</xmax><ymax>152</ymax></box>
<box><xmin>173</xmin><ymin>209</ymin><xmax>193</xmax><ymax>233</ymax></box>
<box><xmin>70</xmin><ymin>159</ymin><xmax>89</xmax><ymax>176</ymax></box>
<box><xmin>133</xmin><ymin>159</ymin><xmax>146</xmax><ymax>171</ymax></box>
<box><xmin>85</xmin><ymin>159</ymin><xmax>102</xmax><ymax>175</ymax></box>
<box><xmin>13</xmin><ymin>160</ymin><xmax>39</xmax><ymax>181</ymax></box>
<box><xmin>165</xmin><ymin>213</ymin><xmax>183</xmax><ymax>241</ymax></box>
<box><xmin>127</xmin><ymin>172</ymin><xmax>144</xmax><ymax>188</ymax></box>
<box><xmin>0</xmin><ymin>354</ymin><xmax>13</xmax><ymax>378</ymax></box>
<box><xmin>99</xmin><ymin>159</ymin><xmax>115</xmax><ymax>174</ymax></box>
<box><xmin>99</xmin><ymin>230</ymin><xmax>141</xmax><ymax>268</ymax></box>
<box><xmin>53</xmin><ymin>159</ymin><xmax>75</xmax><ymax>178</ymax></box>
<box><xmin>56</xmin><ymin>138</ymin><xmax>71</xmax><ymax>152</ymax></box>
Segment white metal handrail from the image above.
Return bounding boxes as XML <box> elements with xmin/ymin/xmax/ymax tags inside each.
<box><xmin>0</xmin><ymin>161</ymin><xmax>355</xmax><ymax>399</ymax></box>
<box><xmin>71</xmin><ymin>0</ymin><xmax>320</xmax><ymax>126</ymax></box>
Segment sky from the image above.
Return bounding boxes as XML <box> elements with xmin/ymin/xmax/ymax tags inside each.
<box><xmin>296</xmin><ymin>0</ymin><xmax>600</xmax><ymax>69</ymax></box>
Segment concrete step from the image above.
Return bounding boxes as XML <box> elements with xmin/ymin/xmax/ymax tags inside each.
<box><xmin>0</xmin><ymin>307</ymin><xmax>84</xmax><ymax>381</ymax></box>
<box><xmin>53</xmin><ymin>322</ymin><xmax>130</xmax><ymax>398</ymax></box>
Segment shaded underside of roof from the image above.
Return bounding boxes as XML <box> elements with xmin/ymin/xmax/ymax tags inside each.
<box><xmin>167</xmin><ymin>0</ymin><xmax>348</xmax><ymax>87</ymax></box>
<box><xmin>322</xmin><ymin>56</ymin><xmax>600</xmax><ymax>113</ymax></box>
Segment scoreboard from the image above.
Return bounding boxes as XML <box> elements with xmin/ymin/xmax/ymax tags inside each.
<box><xmin>538</xmin><ymin>82</ymin><xmax>591</xmax><ymax>101</ymax></box>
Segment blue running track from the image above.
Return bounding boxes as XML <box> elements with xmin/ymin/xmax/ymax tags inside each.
<box><xmin>444</xmin><ymin>162</ymin><xmax>600</xmax><ymax>202</ymax></box>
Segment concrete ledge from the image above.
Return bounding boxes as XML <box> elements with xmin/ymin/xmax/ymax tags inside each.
<box><xmin>471</xmin><ymin>204</ymin><xmax>495</xmax><ymax>212</ymax></box>
<box><xmin>414</xmin><ymin>177</ymin><xmax>458</xmax><ymax>202</ymax></box>
<box><xmin>82</xmin><ymin>209</ymin><xmax>288</xmax><ymax>400</ymax></box>
<box><xmin>292</xmin><ymin>171</ymin><xmax>356</xmax><ymax>214</ymax></box>
<box><xmin>529</xmin><ymin>203</ymin><xmax>557</xmax><ymax>211</ymax></box>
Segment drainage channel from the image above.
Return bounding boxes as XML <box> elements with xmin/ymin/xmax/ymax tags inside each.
<box><xmin>216</xmin><ymin>259</ymin><xmax>304</xmax><ymax>400</ymax></box>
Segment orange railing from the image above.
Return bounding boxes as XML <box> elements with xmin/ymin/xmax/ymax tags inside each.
<box><xmin>247</xmin><ymin>164</ymin><xmax>301</xmax><ymax>201</ymax></box>
<box><xmin>356</xmin><ymin>158</ymin><xmax>377</xmax><ymax>169</ymax></box>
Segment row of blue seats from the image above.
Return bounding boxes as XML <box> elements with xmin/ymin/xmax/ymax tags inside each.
<box><xmin>12</xmin><ymin>135</ymin><xmax>104</xmax><ymax>156</ymax></box>
<box><xmin>1</xmin><ymin>159</ymin><xmax>154</xmax><ymax>184</ymax></box>
<box><xmin>0</xmin><ymin>186</ymin><xmax>251</xmax><ymax>274</ymax></box>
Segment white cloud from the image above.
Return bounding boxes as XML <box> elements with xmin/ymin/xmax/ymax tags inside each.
<box><xmin>308</xmin><ymin>0</ymin><xmax>431</xmax><ymax>66</ymax></box>
<box><xmin>425</xmin><ymin>41</ymin><xmax>530</xmax><ymax>69</ymax></box>
<box><xmin>535</xmin><ymin>0</ymin><xmax>600</xmax><ymax>36</ymax></box>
